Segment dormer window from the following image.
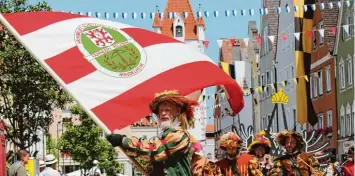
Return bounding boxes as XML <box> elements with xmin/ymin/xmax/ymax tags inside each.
<box><xmin>175</xmin><ymin>26</ymin><xmax>183</xmax><ymax>37</ymax></box>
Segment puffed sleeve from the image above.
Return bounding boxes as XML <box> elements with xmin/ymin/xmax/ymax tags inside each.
<box><xmin>248</xmin><ymin>158</ymin><xmax>263</xmax><ymax>176</ymax></box>
<box><xmin>268</xmin><ymin>160</ymin><xmax>282</xmax><ymax>176</ymax></box>
<box><xmin>121</xmin><ymin>128</ymin><xmax>190</xmax><ymax>162</ymax></box>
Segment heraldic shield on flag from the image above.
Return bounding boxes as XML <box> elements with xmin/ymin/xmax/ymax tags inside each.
<box><xmin>74</xmin><ymin>23</ymin><xmax>147</xmax><ymax>78</ymax></box>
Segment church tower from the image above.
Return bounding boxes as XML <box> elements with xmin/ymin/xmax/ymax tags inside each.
<box><xmin>152</xmin><ymin>0</ymin><xmax>206</xmax><ymax>53</ymax></box>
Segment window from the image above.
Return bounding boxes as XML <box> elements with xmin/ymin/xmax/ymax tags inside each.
<box><xmin>291</xmin><ymin>66</ymin><xmax>294</xmax><ymax>78</ymax></box>
<box><xmin>352</xmin><ymin>107</ymin><xmax>354</xmax><ymax>134</ymax></box>
<box><xmin>341</xmin><ymin>116</ymin><xmax>345</xmax><ymax>137</ymax></box>
<box><xmin>313</xmin><ymin>25</ymin><xmax>317</xmax><ymax>49</ymax></box>
<box><xmin>318</xmin><ymin>70</ymin><xmax>323</xmax><ymax>96</ymax></box>
<box><xmin>310</xmin><ymin>76</ymin><xmax>313</xmax><ymax>98</ymax></box>
<box><xmin>293</xmin><ymin>109</ymin><xmax>296</xmax><ymax>129</ymax></box>
<box><xmin>175</xmin><ymin>26</ymin><xmax>183</xmax><ymax>37</ymax></box>
<box><xmin>347</xmin><ymin>59</ymin><xmax>353</xmax><ymax>86</ymax></box>
<box><xmin>261</xmin><ymin>74</ymin><xmax>265</xmax><ymax>99</ymax></box>
<box><xmin>326</xmin><ymin>65</ymin><xmax>331</xmax><ymax>92</ymax></box>
<box><xmin>340</xmin><ymin>62</ymin><xmax>346</xmax><ymax>89</ymax></box>
<box><xmin>346</xmin><ymin>113</ymin><xmax>351</xmax><ymax>135</ymax></box>
<box><xmin>319</xmin><ymin>20</ymin><xmax>324</xmax><ymax>45</ymax></box>
<box><xmin>318</xmin><ymin>113</ymin><xmax>323</xmax><ymax>129</ymax></box>
<box><xmin>313</xmin><ymin>74</ymin><xmax>318</xmax><ymax>97</ymax></box>
<box><xmin>266</xmin><ymin>71</ymin><xmax>271</xmax><ymax>96</ymax></box>
<box><xmin>343</xmin><ymin>15</ymin><xmax>350</xmax><ymax>39</ymax></box>
<box><xmin>263</xmin><ymin>26</ymin><xmax>269</xmax><ymax>55</ymax></box>
<box><xmin>327</xmin><ymin>110</ymin><xmax>332</xmax><ymax>127</ymax></box>
<box><xmin>262</xmin><ymin>116</ymin><xmax>267</xmax><ymax>129</ymax></box>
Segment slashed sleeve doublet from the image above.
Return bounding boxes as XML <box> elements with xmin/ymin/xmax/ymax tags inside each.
<box><xmin>121</xmin><ymin>128</ymin><xmax>190</xmax><ymax>162</ymax></box>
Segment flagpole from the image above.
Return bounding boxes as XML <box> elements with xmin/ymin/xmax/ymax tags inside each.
<box><xmin>0</xmin><ymin>13</ymin><xmax>149</xmax><ymax>176</ymax></box>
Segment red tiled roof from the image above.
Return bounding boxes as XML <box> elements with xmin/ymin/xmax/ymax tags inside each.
<box><xmin>152</xmin><ymin>0</ymin><xmax>205</xmax><ymax>40</ymax></box>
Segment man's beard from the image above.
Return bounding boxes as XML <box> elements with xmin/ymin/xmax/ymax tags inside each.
<box><xmin>158</xmin><ymin>118</ymin><xmax>180</xmax><ymax>130</ymax></box>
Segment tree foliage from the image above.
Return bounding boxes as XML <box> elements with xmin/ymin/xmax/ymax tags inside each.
<box><xmin>46</xmin><ymin>135</ymin><xmax>59</xmax><ymax>159</ymax></box>
<box><xmin>0</xmin><ymin>0</ymin><xmax>72</xmax><ymax>149</ymax></box>
<box><xmin>58</xmin><ymin>105</ymin><xmax>123</xmax><ymax>175</ymax></box>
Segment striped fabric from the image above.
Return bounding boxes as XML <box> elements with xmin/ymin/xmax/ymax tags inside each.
<box><xmin>122</xmin><ymin>127</ymin><xmax>190</xmax><ymax>162</ymax></box>
<box><xmin>0</xmin><ymin>12</ymin><xmax>244</xmax><ymax>132</ymax></box>
<box><xmin>294</xmin><ymin>0</ymin><xmax>318</xmax><ymax>126</ymax></box>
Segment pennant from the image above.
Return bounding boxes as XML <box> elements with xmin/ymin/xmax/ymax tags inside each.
<box><xmin>229</xmin><ymin>64</ymin><xmax>236</xmax><ymax>79</ymax></box>
<box><xmin>220</xmin><ymin>62</ymin><xmax>230</xmax><ymax>75</ymax></box>
<box><xmin>343</xmin><ymin>25</ymin><xmax>349</xmax><ymax>35</ymax></box>
<box><xmin>232</xmin><ymin>10</ymin><xmax>238</xmax><ymax>16</ymax></box>
<box><xmin>264</xmin><ymin>8</ymin><xmax>268</xmax><ymax>15</ymax></box>
<box><xmin>258</xmin><ymin>86</ymin><xmax>263</xmax><ymax>93</ymax></box>
<box><xmin>303</xmin><ymin>75</ymin><xmax>309</xmax><ymax>82</ymax></box>
<box><xmin>86</xmin><ymin>12</ymin><xmax>92</xmax><ymax>17</ymax></box>
<box><xmin>241</xmin><ymin>9</ymin><xmax>246</xmax><ymax>16</ymax></box>
<box><xmin>214</xmin><ymin>11</ymin><xmax>219</xmax><ymax>17</ymax></box>
<box><xmin>105</xmin><ymin>12</ymin><xmax>109</xmax><ymax>19</ymax></box>
<box><xmin>141</xmin><ymin>13</ymin><xmax>146</xmax><ymax>19</ymax></box>
<box><xmin>132</xmin><ymin>13</ymin><xmax>137</xmax><ymax>19</ymax></box>
<box><xmin>225</xmin><ymin>10</ymin><xmax>230</xmax><ymax>17</ymax></box>
<box><xmin>243</xmin><ymin>38</ymin><xmax>249</xmax><ymax>45</ymax></box>
<box><xmin>293</xmin><ymin>78</ymin><xmax>298</xmax><ymax>84</ymax></box>
<box><xmin>183</xmin><ymin>12</ymin><xmax>188</xmax><ymax>18</ymax></box>
<box><xmin>337</xmin><ymin>1</ymin><xmax>342</xmax><ymax>8</ymax></box>
<box><xmin>1</xmin><ymin>11</ymin><xmax>245</xmax><ymax>131</ymax></box>
<box><xmin>263</xmin><ymin>86</ymin><xmax>267</xmax><ymax>92</ymax></box>
<box><xmin>282</xmin><ymin>81</ymin><xmax>287</xmax><ymax>87</ymax></box>
<box><xmin>256</xmin><ymin>36</ymin><xmax>262</xmax><ymax>44</ymax></box>
<box><xmin>95</xmin><ymin>12</ymin><xmax>101</xmax><ymax>18</ymax></box>
<box><xmin>330</xmin><ymin>27</ymin><xmax>337</xmax><ymax>36</ymax></box>
<box><xmin>204</xmin><ymin>11</ymin><xmax>210</xmax><ymax>17</ymax></box>
<box><xmin>271</xmin><ymin>84</ymin><xmax>275</xmax><ymax>90</ymax></box>
<box><xmin>306</xmin><ymin>31</ymin><xmax>312</xmax><ymax>39</ymax></box>
<box><xmin>320</xmin><ymin>3</ymin><xmax>325</xmax><ymax>10</ymax></box>
<box><xmin>230</xmin><ymin>39</ymin><xmax>236</xmax><ymax>46</ymax></box>
<box><xmin>266</xmin><ymin>36</ymin><xmax>274</xmax><ymax>43</ymax></box>
<box><xmin>203</xmin><ymin>40</ymin><xmax>210</xmax><ymax>49</ymax></box>
<box><xmin>217</xmin><ymin>40</ymin><xmax>223</xmax><ymax>48</ymax></box>
<box><xmin>328</xmin><ymin>2</ymin><xmax>333</xmax><ymax>9</ymax></box>
<box><xmin>319</xmin><ymin>29</ymin><xmax>324</xmax><ymax>38</ymax></box>
<box><xmin>249</xmin><ymin>9</ymin><xmax>254</xmax><ymax>16</ymax></box>
<box><xmin>113</xmin><ymin>12</ymin><xmax>119</xmax><ymax>19</ymax></box>
<box><xmin>282</xmin><ymin>34</ymin><xmax>288</xmax><ymax>40</ymax></box>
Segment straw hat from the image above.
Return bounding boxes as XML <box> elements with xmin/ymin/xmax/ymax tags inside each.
<box><xmin>45</xmin><ymin>154</ymin><xmax>58</xmax><ymax>165</ymax></box>
<box><xmin>39</xmin><ymin>160</ymin><xmax>45</xmax><ymax>168</ymax></box>
<box><xmin>149</xmin><ymin>90</ymin><xmax>199</xmax><ymax>130</ymax></box>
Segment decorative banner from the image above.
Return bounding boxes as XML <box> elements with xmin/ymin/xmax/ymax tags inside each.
<box><xmin>203</xmin><ymin>40</ymin><xmax>210</xmax><ymax>49</ymax></box>
<box><xmin>64</xmin><ymin>1</ymin><xmax>352</xmax><ymax>19</ymax></box>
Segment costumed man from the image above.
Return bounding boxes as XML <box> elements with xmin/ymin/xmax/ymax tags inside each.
<box><xmin>106</xmin><ymin>90</ymin><xmax>204</xmax><ymax>176</ymax></box>
<box><xmin>341</xmin><ymin>146</ymin><xmax>354</xmax><ymax>176</ymax></box>
<box><xmin>215</xmin><ymin>132</ymin><xmax>261</xmax><ymax>176</ymax></box>
<box><xmin>247</xmin><ymin>130</ymin><xmax>273</xmax><ymax>175</ymax></box>
<box><xmin>269</xmin><ymin>130</ymin><xmax>321</xmax><ymax>176</ymax></box>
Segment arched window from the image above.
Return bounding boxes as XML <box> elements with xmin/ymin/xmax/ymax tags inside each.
<box><xmin>175</xmin><ymin>26</ymin><xmax>183</xmax><ymax>37</ymax></box>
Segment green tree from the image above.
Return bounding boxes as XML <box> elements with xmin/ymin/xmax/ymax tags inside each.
<box><xmin>58</xmin><ymin>105</ymin><xmax>123</xmax><ymax>175</ymax></box>
<box><xmin>46</xmin><ymin>135</ymin><xmax>59</xmax><ymax>159</ymax></box>
<box><xmin>0</xmin><ymin>0</ymin><xmax>72</xmax><ymax>149</ymax></box>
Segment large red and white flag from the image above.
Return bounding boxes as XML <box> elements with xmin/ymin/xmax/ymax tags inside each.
<box><xmin>0</xmin><ymin>12</ymin><xmax>244</xmax><ymax>133</ymax></box>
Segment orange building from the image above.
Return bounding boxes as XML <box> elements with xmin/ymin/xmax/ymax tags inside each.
<box><xmin>308</xmin><ymin>1</ymin><xmax>339</xmax><ymax>157</ymax></box>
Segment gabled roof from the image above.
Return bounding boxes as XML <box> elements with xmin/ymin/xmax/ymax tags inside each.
<box><xmin>152</xmin><ymin>0</ymin><xmax>205</xmax><ymax>40</ymax></box>
<box><xmin>219</xmin><ymin>39</ymin><xmax>248</xmax><ymax>63</ymax></box>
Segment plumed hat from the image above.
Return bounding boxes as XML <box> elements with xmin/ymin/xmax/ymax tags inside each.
<box><xmin>149</xmin><ymin>90</ymin><xmax>199</xmax><ymax>130</ymax></box>
<box><xmin>276</xmin><ymin>130</ymin><xmax>305</xmax><ymax>149</ymax></box>
<box><xmin>248</xmin><ymin>130</ymin><xmax>271</xmax><ymax>155</ymax></box>
<box><xmin>219</xmin><ymin>132</ymin><xmax>243</xmax><ymax>150</ymax></box>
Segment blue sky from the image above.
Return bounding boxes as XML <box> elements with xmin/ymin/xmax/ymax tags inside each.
<box><xmin>28</xmin><ymin>0</ymin><xmax>261</xmax><ymax>124</ymax></box>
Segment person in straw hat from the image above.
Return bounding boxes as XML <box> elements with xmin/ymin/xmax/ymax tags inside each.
<box><xmin>106</xmin><ymin>90</ymin><xmax>206</xmax><ymax>176</ymax></box>
<box><xmin>269</xmin><ymin>130</ymin><xmax>321</xmax><ymax>176</ymax></box>
<box><xmin>42</xmin><ymin>154</ymin><xmax>61</xmax><ymax>176</ymax></box>
<box><xmin>247</xmin><ymin>130</ymin><xmax>273</xmax><ymax>176</ymax></box>
<box><xmin>38</xmin><ymin>160</ymin><xmax>46</xmax><ymax>176</ymax></box>
<box><xmin>214</xmin><ymin>132</ymin><xmax>260</xmax><ymax>176</ymax></box>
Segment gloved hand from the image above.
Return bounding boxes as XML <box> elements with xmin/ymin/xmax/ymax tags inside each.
<box><xmin>106</xmin><ymin>134</ymin><xmax>126</xmax><ymax>147</ymax></box>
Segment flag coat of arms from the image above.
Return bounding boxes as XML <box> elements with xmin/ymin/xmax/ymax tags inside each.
<box><xmin>0</xmin><ymin>12</ymin><xmax>244</xmax><ymax>133</ymax></box>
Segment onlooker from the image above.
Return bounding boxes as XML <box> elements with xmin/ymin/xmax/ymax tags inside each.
<box><xmin>8</xmin><ymin>150</ymin><xmax>30</xmax><ymax>176</ymax></box>
<box><xmin>41</xmin><ymin>154</ymin><xmax>61</xmax><ymax>176</ymax></box>
<box><xmin>89</xmin><ymin>160</ymin><xmax>101</xmax><ymax>176</ymax></box>
<box><xmin>38</xmin><ymin>160</ymin><xmax>46</xmax><ymax>176</ymax></box>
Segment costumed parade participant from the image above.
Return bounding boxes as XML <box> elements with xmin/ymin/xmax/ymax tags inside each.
<box><xmin>324</xmin><ymin>161</ymin><xmax>339</xmax><ymax>176</ymax></box>
<box><xmin>215</xmin><ymin>132</ymin><xmax>261</xmax><ymax>176</ymax></box>
<box><xmin>341</xmin><ymin>146</ymin><xmax>354</xmax><ymax>176</ymax></box>
<box><xmin>106</xmin><ymin>90</ymin><xmax>204</xmax><ymax>176</ymax></box>
<box><xmin>269</xmin><ymin>130</ymin><xmax>321</xmax><ymax>176</ymax></box>
<box><xmin>247</xmin><ymin>130</ymin><xmax>273</xmax><ymax>175</ymax></box>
